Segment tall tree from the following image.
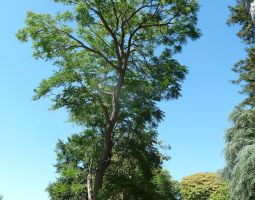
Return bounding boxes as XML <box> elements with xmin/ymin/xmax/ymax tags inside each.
<box><xmin>17</xmin><ymin>0</ymin><xmax>200</xmax><ymax>198</ymax></box>
<box><xmin>224</xmin><ymin>1</ymin><xmax>255</xmax><ymax>199</ymax></box>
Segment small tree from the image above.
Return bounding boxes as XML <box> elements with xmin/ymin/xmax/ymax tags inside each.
<box><xmin>180</xmin><ymin>173</ymin><xmax>230</xmax><ymax>200</ymax></box>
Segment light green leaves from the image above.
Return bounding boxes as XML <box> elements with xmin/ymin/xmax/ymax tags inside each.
<box><xmin>180</xmin><ymin>173</ymin><xmax>230</xmax><ymax>200</ymax></box>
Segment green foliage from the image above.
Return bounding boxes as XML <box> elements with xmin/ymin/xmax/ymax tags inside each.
<box><xmin>225</xmin><ymin>1</ymin><xmax>255</xmax><ymax>199</ymax></box>
<box><xmin>209</xmin><ymin>183</ymin><xmax>230</xmax><ymax>200</ymax></box>
<box><xmin>17</xmin><ymin>1</ymin><xmax>200</xmax><ymax>127</ymax></box>
<box><xmin>16</xmin><ymin>0</ymin><xmax>201</xmax><ymax>123</ymax></box>
<box><xmin>180</xmin><ymin>173</ymin><xmax>230</xmax><ymax>200</ymax></box>
<box><xmin>152</xmin><ymin>170</ymin><xmax>181</xmax><ymax>200</ymax></box>
<box><xmin>17</xmin><ymin>0</ymin><xmax>200</xmax><ymax>198</ymax></box>
<box><xmin>227</xmin><ymin>1</ymin><xmax>255</xmax><ymax>107</ymax></box>
<box><xmin>47</xmin><ymin>130</ymin><xmax>100</xmax><ymax>199</ymax></box>
<box><xmin>99</xmin><ymin>130</ymin><xmax>163</xmax><ymax>200</ymax></box>
<box><xmin>224</xmin><ymin>108</ymin><xmax>255</xmax><ymax>199</ymax></box>
<box><xmin>47</xmin><ymin>131</ymin><xmax>178</xmax><ymax>200</ymax></box>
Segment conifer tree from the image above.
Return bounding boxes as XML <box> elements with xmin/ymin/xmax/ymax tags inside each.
<box><xmin>224</xmin><ymin>1</ymin><xmax>255</xmax><ymax>199</ymax></box>
<box><xmin>228</xmin><ymin>0</ymin><xmax>255</xmax><ymax>107</ymax></box>
<box><xmin>224</xmin><ymin>108</ymin><xmax>255</xmax><ymax>199</ymax></box>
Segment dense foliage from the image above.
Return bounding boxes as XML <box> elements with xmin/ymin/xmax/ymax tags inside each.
<box><xmin>224</xmin><ymin>108</ymin><xmax>255</xmax><ymax>199</ymax></box>
<box><xmin>17</xmin><ymin>0</ymin><xmax>200</xmax><ymax>199</ymax></box>
<box><xmin>228</xmin><ymin>0</ymin><xmax>255</xmax><ymax>107</ymax></box>
<box><xmin>47</xmin><ymin>132</ymin><xmax>178</xmax><ymax>200</ymax></box>
<box><xmin>208</xmin><ymin>183</ymin><xmax>230</xmax><ymax>200</ymax></box>
<box><xmin>180</xmin><ymin>173</ymin><xmax>230</xmax><ymax>200</ymax></box>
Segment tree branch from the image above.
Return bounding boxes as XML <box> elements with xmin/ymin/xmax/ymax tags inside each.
<box><xmin>59</xmin><ymin>29</ymin><xmax>119</xmax><ymax>71</ymax></box>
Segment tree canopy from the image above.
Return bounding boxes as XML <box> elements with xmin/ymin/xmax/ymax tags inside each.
<box><xmin>17</xmin><ymin>0</ymin><xmax>200</xmax><ymax>199</ymax></box>
<box><xmin>47</xmin><ymin>131</ymin><xmax>178</xmax><ymax>200</ymax></box>
<box><xmin>180</xmin><ymin>173</ymin><xmax>230</xmax><ymax>200</ymax></box>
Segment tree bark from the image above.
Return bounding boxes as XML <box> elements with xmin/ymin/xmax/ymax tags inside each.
<box><xmin>87</xmin><ymin>159</ymin><xmax>94</xmax><ymax>200</ymax></box>
<box><xmin>93</xmin><ymin>127</ymin><xmax>113</xmax><ymax>198</ymax></box>
<box><xmin>87</xmin><ymin>172</ymin><xmax>94</xmax><ymax>200</ymax></box>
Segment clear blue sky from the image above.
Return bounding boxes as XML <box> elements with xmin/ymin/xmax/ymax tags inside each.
<box><xmin>0</xmin><ymin>0</ymin><xmax>245</xmax><ymax>199</ymax></box>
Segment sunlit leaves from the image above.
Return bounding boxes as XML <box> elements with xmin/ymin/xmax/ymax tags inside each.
<box><xmin>180</xmin><ymin>173</ymin><xmax>230</xmax><ymax>200</ymax></box>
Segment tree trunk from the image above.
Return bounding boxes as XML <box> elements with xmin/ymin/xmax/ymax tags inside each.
<box><xmin>93</xmin><ymin>70</ymin><xmax>125</xmax><ymax>199</ymax></box>
<box><xmin>87</xmin><ymin>172</ymin><xmax>94</xmax><ymax>200</ymax></box>
<box><xmin>93</xmin><ymin>126</ymin><xmax>113</xmax><ymax>198</ymax></box>
<box><xmin>87</xmin><ymin>159</ymin><xmax>94</xmax><ymax>200</ymax></box>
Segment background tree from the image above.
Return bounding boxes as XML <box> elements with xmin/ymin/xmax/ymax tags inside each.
<box><xmin>224</xmin><ymin>108</ymin><xmax>255</xmax><ymax>199</ymax></box>
<box><xmin>208</xmin><ymin>185</ymin><xmax>230</xmax><ymax>200</ymax></box>
<box><xmin>47</xmin><ymin>131</ymin><xmax>179</xmax><ymax>200</ymax></box>
<box><xmin>180</xmin><ymin>173</ymin><xmax>230</xmax><ymax>200</ymax></box>
<box><xmin>17</xmin><ymin>0</ymin><xmax>200</xmax><ymax>198</ymax></box>
<box><xmin>228</xmin><ymin>0</ymin><xmax>255</xmax><ymax>107</ymax></box>
<box><xmin>152</xmin><ymin>170</ymin><xmax>181</xmax><ymax>200</ymax></box>
<box><xmin>224</xmin><ymin>1</ymin><xmax>255</xmax><ymax>199</ymax></box>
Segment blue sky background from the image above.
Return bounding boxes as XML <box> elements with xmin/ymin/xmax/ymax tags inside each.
<box><xmin>0</xmin><ymin>0</ymin><xmax>245</xmax><ymax>199</ymax></box>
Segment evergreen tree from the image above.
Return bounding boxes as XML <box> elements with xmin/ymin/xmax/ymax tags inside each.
<box><xmin>224</xmin><ymin>1</ymin><xmax>255</xmax><ymax>199</ymax></box>
<box><xmin>224</xmin><ymin>108</ymin><xmax>255</xmax><ymax>199</ymax></box>
<box><xmin>228</xmin><ymin>0</ymin><xmax>255</xmax><ymax>107</ymax></box>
